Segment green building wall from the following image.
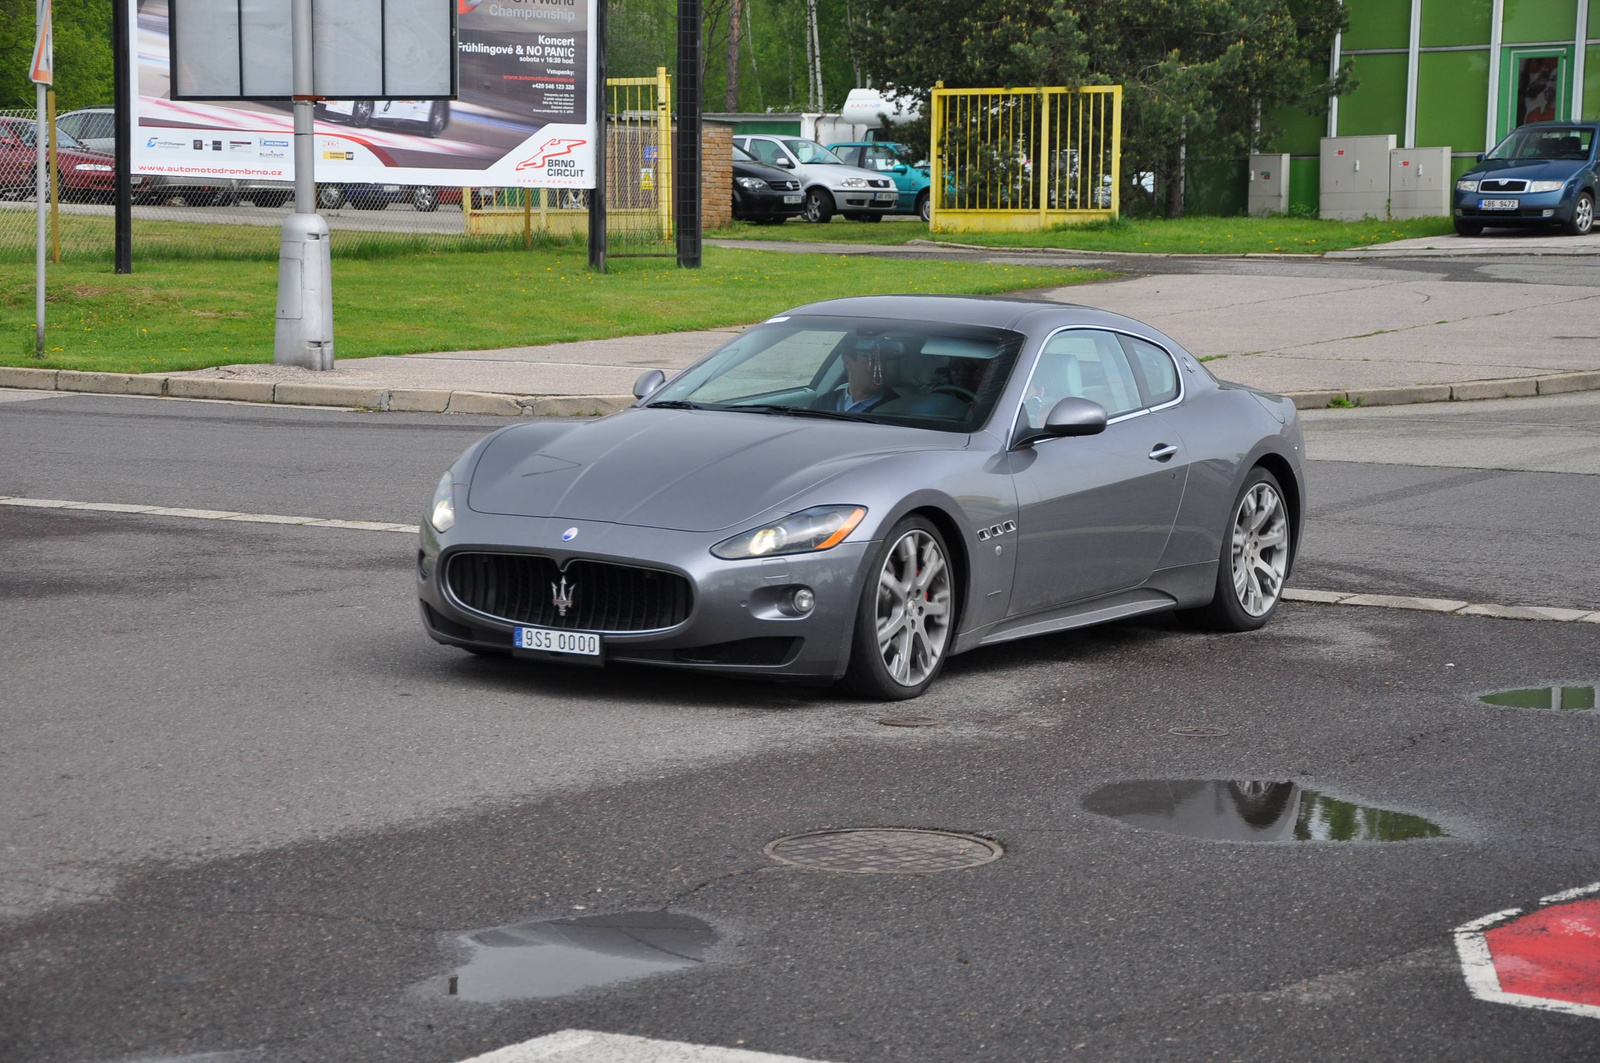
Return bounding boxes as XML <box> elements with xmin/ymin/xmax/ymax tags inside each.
<box><xmin>1208</xmin><ymin>0</ymin><xmax>1598</xmax><ymax>217</ymax></box>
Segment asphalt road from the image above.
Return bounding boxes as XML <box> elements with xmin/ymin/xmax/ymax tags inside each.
<box><xmin>2</xmin><ymin>392</ymin><xmax>1598</xmax><ymax>1063</ymax></box>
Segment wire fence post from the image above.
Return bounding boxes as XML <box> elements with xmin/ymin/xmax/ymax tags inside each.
<box><xmin>675</xmin><ymin>0</ymin><xmax>701</xmax><ymax>268</ymax></box>
<box><xmin>47</xmin><ymin>87</ymin><xmax>59</xmax><ymax>263</ymax></box>
<box><xmin>587</xmin><ymin>0</ymin><xmax>608</xmax><ymax>272</ymax></box>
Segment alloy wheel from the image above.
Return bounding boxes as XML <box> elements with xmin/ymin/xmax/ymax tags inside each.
<box><xmin>1576</xmin><ymin>195</ymin><xmax>1593</xmax><ymax>235</ymax></box>
<box><xmin>875</xmin><ymin>529</ymin><xmax>953</xmax><ymax>687</ymax></box>
<box><xmin>1230</xmin><ymin>482</ymin><xmax>1289</xmax><ymax>617</ymax></box>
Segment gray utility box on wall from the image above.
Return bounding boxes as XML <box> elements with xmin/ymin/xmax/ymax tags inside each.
<box><xmin>1320</xmin><ymin>135</ymin><xmax>1395</xmax><ymax>220</ymax></box>
<box><xmin>1389</xmin><ymin>146</ymin><xmax>1452</xmax><ymax>219</ymax></box>
<box><xmin>1247</xmin><ymin>153</ymin><xmax>1290</xmax><ymax>217</ymax></box>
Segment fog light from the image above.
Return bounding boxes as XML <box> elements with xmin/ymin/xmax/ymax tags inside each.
<box><xmin>1543</xmin><ymin>209</ymin><xmax>1555</xmax><ymax>217</ymax></box>
<box><xmin>791</xmin><ymin>588</ymin><xmax>815</xmax><ymax>614</ymax></box>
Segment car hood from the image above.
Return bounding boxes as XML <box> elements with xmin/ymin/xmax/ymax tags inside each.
<box><xmin>733</xmin><ymin>159</ymin><xmax>796</xmax><ymax>184</ymax></box>
<box><xmin>1467</xmin><ymin>158</ymin><xmax>1590</xmax><ymax>182</ymax></box>
<box><xmin>467</xmin><ymin>408</ymin><xmax>962</xmax><ymax>532</ymax></box>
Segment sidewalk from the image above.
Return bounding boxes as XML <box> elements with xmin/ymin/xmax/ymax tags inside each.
<box><xmin>3</xmin><ymin>257</ymin><xmax>1599</xmax><ymax>415</ymax></box>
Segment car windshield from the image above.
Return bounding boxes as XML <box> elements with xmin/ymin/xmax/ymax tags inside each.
<box><xmin>783</xmin><ymin>139</ymin><xmax>843</xmax><ymax>164</ymax></box>
<box><xmin>1486</xmin><ymin>127</ymin><xmax>1594</xmax><ymax>161</ymax></box>
<box><xmin>646</xmin><ymin>315</ymin><xmax>1025</xmax><ymax>433</ymax></box>
<box><xmin>0</xmin><ymin>121</ymin><xmax>84</xmax><ymax>150</ymax></box>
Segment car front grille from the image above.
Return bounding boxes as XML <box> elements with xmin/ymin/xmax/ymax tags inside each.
<box><xmin>445</xmin><ymin>552</ymin><xmax>692</xmax><ymax>633</ymax></box>
<box><xmin>1479</xmin><ymin>178</ymin><xmax>1528</xmax><ymax>193</ymax></box>
<box><xmin>773</xmin><ymin>179</ymin><xmax>800</xmax><ymax>191</ymax></box>
<box><xmin>869</xmin><ymin>178</ymin><xmax>892</xmax><ymax>188</ymax></box>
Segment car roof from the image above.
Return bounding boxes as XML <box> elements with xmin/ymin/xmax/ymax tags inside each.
<box><xmin>1512</xmin><ymin>121</ymin><xmax>1600</xmax><ymax>131</ymax></box>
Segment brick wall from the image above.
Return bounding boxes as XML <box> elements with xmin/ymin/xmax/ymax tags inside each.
<box><xmin>701</xmin><ymin>122</ymin><xmax>734</xmax><ymax>230</ymax></box>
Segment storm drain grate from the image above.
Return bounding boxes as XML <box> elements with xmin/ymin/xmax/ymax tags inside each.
<box><xmin>763</xmin><ymin>828</ymin><xmax>1002</xmax><ymax>874</ymax></box>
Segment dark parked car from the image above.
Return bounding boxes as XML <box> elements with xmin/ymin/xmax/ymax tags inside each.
<box><xmin>0</xmin><ymin>116</ymin><xmax>147</xmax><ymax>201</ymax></box>
<box><xmin>732</xmin><ymin>144</ymin><xmax>804</xmax><ymax>224</ymax></box>
<box><xmin>315</xmin><ymin>183</ymin><xmax>449</xmax><ymax>212</ymax></box>
<box><xmin>1454</xmin><ymin>121</ymin><xmax>1598</xmax><ymax>236</ymax></box>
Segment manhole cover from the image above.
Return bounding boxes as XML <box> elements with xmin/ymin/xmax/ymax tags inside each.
<box><xmin>878</xmin><ymin>715</ymin><xmax>940</xmax><ymax>727</ymax></box>
<box><xmin>763</xmin><ymin>828</ymin><xmax>1002</xmax><ymax>874</ymax></box>
<box><xmin>1169</xmin><ymin>725</ymin><xmax>1230</xmax><ymax>737</ymax></box>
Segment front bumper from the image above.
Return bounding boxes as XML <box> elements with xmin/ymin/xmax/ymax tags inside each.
<box><xmin>830</xmin><ymin>187</ymin><xmax>898</xmax><ymax>212</ymax></box>
<box><xmin>417</xmin><ymin>511</ymin><xmax>873</xmax><ymax>682</ymax></box>
<box><xmin>734</xmin><ymin>186</ymin><xmax>805</xmax><ymax>218</ymax></box>
<box><xmin>1454</xmin><ymin>188</ymin><xmax>1575</xmax><ymax>225</ymax></box>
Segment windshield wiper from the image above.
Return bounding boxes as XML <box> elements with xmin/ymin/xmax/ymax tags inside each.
<box><xmin>646</xmin><ymin>400</ymin><xmax>712</xmax><ymax>410</ymax></box>
<box><xmin>733</xmin><ymin>403</ymin><xmax>878</xmax><ymax>423</ymax></box>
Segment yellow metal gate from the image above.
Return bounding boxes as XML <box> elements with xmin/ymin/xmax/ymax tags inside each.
<box><xmin>929</xmin><ymin>85</ymin><xmax>1122</xmax><ymax>233</ymax></box>
<box><xmin>461</xmin><ymin>68</ymin><xmax>673</xmax><ymax>251</ymax></box>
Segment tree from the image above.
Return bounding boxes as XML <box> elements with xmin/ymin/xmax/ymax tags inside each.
<box><xmin>853</xmin><ymin>0</ymin><xmax>1349</xmax><ymax>217</ymax></box>
<box><xmin>0</xmin><ymin>0</ymin><xmax>116</xmax><ymax>111</ymax></box>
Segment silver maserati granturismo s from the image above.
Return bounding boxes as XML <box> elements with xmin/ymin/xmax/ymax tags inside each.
<box><xmin>418</xmin><ymin>295</ymin><xmax>1305</xmax><ymax>700</ymax></box>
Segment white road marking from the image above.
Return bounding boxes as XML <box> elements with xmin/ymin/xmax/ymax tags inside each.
<box><xmin>453</xmin><ymin>1030</ymin><xmax>837</xmax><ymax>1063</ymax></box>
<box><xmin>1</xmin><ymin>495</ymin><xmax>1597</xmax><ymax>624</ymax></box>
<box><xmin>0</xmin><ymin>496</ymin><xmax>418</xmax><ymax>534</ymax></box>
<box><xmin>1540</xmin><ymin>881</ymin><xmax>1600</xmax><ymax>906</ymax></box>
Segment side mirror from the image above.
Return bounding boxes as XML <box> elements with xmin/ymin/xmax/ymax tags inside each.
<box><xmin>1015</xmin><ymin>397</ymin><xmax>1108</xmax><ymax>447</ymax></box>
<box><xmin>775</xmin><ymin>156</ymin><xmax>795</xmax><ymax>168</ymax></box>
<box><xmin>1476</xmin><ymin>153</ymin><xmax>1485</xmax><ymax>163</ymax></box>
<box><xmin>891</xmin><ymin>163</ymin><xmax>908</xmax><ymax>174</ymax></box>
<box><xmin>633</xmin><ymin>369</ymin><xmax>667</xmax><ymax>401</ymax></box>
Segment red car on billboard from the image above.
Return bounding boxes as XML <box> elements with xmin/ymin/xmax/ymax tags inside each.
<box><xmin>0</xmin><ymin>116</ymin><xmax>147</xmax><ymax>201</ymax></box>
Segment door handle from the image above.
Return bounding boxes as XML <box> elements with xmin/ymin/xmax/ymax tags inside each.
<box><xmin>1149</xmin><ymin>443</ymin><xmax>1179</xmax><ymax>462</ymax></box>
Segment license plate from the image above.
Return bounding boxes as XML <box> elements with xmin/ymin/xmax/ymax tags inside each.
<box><xmin>383</xmin><ymin>184</ymin><xmax>401</xmax><ymax>192</ymax></box>
<box><xmin>874</xmin><ymin>192</ymin><xmax>896</xmax><ymax>202</ymax></box>
<box><xmin>513</xmin><ymin>626</ymin><xmax>601</xmax><ymax>656</ymax></box>
<box><xmin>783</xmin><ymin>194</ymin><xmax>802</xmax><ymax>204</ymax></box>
<box><xmin>1479</xmin><ymin>198</ymin><xmax>1517</xmax><ymax>210</ymax></box>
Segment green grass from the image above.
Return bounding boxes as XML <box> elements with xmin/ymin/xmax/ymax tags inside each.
<box><xmin>708</xmin><ymin>214</ymin><xmax>1459</xmax><ymax>254</ymax></box>
<box><xmin>1</xmin><ymin>247</ymin><xmax>1110</xmax><ymax>374</ymax></box>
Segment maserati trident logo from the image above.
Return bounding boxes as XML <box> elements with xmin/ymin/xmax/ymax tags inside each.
<box><xmin>551</xmin><ymin>577</ymin><xmax>576</xmax><ymax>618</ymax></box>
<box><xmin>561</xmin><ymin>527</ymin><xmax>578</xmax><ymax>541</ymax></box>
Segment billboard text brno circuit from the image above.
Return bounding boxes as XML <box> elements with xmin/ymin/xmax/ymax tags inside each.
<box><xmin>130</xmin><ymin>0</ymin><xmax>598</xmax><ymax>189</ymax></box>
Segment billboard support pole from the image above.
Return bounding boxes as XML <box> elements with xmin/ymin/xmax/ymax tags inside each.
<box><xmin>273</xmin><ymin>0</ymin><xmax>334</xmax><ymax>369</ymax></box>
<box><xmin>588</xmin><ymin>0</ymin><xmax>607</xmax><ymax>272</ymax></box>
<box><xmin>113</xmin><ymin>0</ymin><xmax>131</xmax><ymax>274</ymax></box>
<box><xmin>675</xmin><ymin>0</ymin><xmax>701</xmax><ymax>268</ymax></box>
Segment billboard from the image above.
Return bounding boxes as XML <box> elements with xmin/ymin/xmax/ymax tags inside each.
<box><xmin>128</xmin><ymin>0</ymin><xmax>598</xmax><ymax>189</ymax></box>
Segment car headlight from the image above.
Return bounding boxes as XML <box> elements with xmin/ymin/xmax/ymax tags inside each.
<box><xmin>840</xmin><ymin>177</ymin><xmax>868</xmax><ymax>188</ymax></box>
<box><xmin>711</xmin><ymin>505</ymin><xmax>867</xmax><ymax>560</ymax></box>
<box><xmin>736</xmin><ymin>176</ymin><xmax>767</xmax><ymax>191</ymax></box>
<box><xmin>1455</xmin><ymin>179</ymin><xmax>1479</xmax><ymax>192</ymax></box>
<box><xmin>74</xmin><ymin>163</ymin><xmax>113</xmax><ymax>172</ymax></box>
<box><xmin>429</xmin><ymin>471</ymin><xmax>455</xmax><ymax>533</ymax></box>
<box><xmin>1529</xmin><ymin>180</ymin><xmax>1566</xmax><ymax>193</ymax></box>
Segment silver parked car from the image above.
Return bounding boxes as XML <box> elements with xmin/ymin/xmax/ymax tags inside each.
<box><xmin>56</xmin><ymin>105</ymin><xmax>242</xmax><ymax>205</ymax></box>
<box><xmin>418</xmin><ymin>296</ymin><xmax>1305</xmax><ymax>701</ymax></box>
<box><xmin>734</xmin><ymin>135</ymin><xmax>899</xmax><ymax>222</ymax></box>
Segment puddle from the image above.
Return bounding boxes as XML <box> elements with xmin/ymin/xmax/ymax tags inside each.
<box><xmin>1480</xmin><ymin>684</ymin><xmax>1596</xmax><ymax>712</ymax></box>
<box><xmin>439</xmin><ymin>910</ymin><xmax>712</xmax><ymax>1002</ymax></box>
<box><xmin>1081</xmin><ymin>780</ymin><xmax>1446</xmax><ymax>843</ymax></box>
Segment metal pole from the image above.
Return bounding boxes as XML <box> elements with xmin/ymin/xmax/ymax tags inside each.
<box><xmin>292</xmin><ymin>0</ymin><xmax>314</xmax><ymax>215</ymax></box>
<box><xmin>36</xmin><ymin>81</ymin><xmax>47</xmax><ymax>355</ymax></box>
<box><xmin>113</xmin><ymin>0</ymin><xmax>131</xmax><ymax>273</ymax></box>
<box><xmin>588</xmin><ymin>0</ymin><xmax>608</xmax><ymax>271</ymax></box>
<box><xmin>675</xmin><ymin>0</ymin><xmax>702</xmax><ymax>268</ymax></box>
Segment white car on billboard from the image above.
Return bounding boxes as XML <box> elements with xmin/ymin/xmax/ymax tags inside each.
<box><xmin>317</xmin><ymin>99</ymin><xmax>452</xmax><ymax>139</ymax></box>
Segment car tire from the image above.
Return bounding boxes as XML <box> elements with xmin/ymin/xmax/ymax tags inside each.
<box><xmin>349</xmin><ymin>100</ymin><xmax>374</xmax><ymax>128</ymax></box>
<box><xmin>916</xmin><ymin>191</ymin><xmax>931</xmax><ymax>223</ymax></box>
<box><xmin>1563</xmin><ymin>191</ymin><xmax>1594</xmax><ymax>236</ymax></box>
<box><xmin>426</xmin><ymin>101</ymin><xmax>450</xmax><ymax>138</ymax></box>
<box><xmin>752</xmin><ymin>216</ymin><xmax>787</xmax><ymax>225</ymax></box>
<box><xmin>842</xmin><ymin>516</ymin><xmax>956</xmax><ymax>701</ymax></box>
<box><xmin>1453</xmin><ymin>219</ymin><xmax>1484</xmax><ymax>237</ymax></box>
<box><xmin>1182</xmin><ymin>466</ymin><xmax>1292</xmax><ymax>632</ymax></box>
<box><xmin>412</xmin><ymin>186</ymin><xmax>440</xmax><ymax>212</ymax></box>
<box><xmin>856</xmin><ymin>212</ymin><xmax>883</xmax><ymax>223</ymax></box>
<box><xmin>317</xmin><ymin>184</ymin><xmax>346</xmax><ymax>210</ymax></box>
<box><xmin>804</xmin><ymin>187</ymin><xmax>835</xmax><ymax>223</ymax></box>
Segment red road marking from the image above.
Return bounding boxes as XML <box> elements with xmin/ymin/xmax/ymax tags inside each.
<box><xmin>1455</xmin><ymin>884</ymin><xmax>1600</xmax><ymax>1019</ymax></box>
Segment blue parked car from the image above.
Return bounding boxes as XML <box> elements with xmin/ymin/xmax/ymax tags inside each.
<box><xmin>1453</xmin><ymin>121</ymin><xmax>1597</xmax><ymax>237</ymax></box>
<box><xmin>827</xmin><ymin>141</ymin><xmax>932</xmax><ymax>221</ymax></box>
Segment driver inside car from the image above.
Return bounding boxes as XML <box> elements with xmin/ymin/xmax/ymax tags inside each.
<box><xmin>814</xmin><ymin>337</ymin><xmax>902</xmax><ymax>413</ymax></box>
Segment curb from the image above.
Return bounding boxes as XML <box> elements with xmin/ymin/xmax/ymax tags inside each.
<box><xmin>3</xmin><ymin>364</ymin><xmax>1597</xmax><ymax>415</ymax></box>
<box><xmin>0</xmin><ymin>367</ymin><xmax>632</xmax><ymax>418</ymax></box>
<box><xmin>1285</xmin><ymin>369</ymin><xmax>1600</xmax><ymax>410</ymax></box>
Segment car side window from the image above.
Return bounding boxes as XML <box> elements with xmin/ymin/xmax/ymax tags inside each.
<box><xmin>1022</xmin><ymin>330</ymin><xmax>1142</xmax><ymax>428</ymax></box>
<box><xmin>87</xmin><ymin>113</ymin><xmax>115</xmax><ymax>140</ymax></box>
<box><xmin>865</xmin><ymin>147</ymin><xmax>899</xmax><ymax>171</ymax></box>
<box><xmin>834</xmin><ymin>145</ymin><xmax>861</xmax><ymax>166</ymax></box>
<box><xmin>1120</xmin><ymin>335</ymin><xmax>1180</xmax><ymax>407</ymax></box>
<box><xmin>748</xmin><ymin>139</ymin><xmax>785</xmax><ymax>166</ymax></box>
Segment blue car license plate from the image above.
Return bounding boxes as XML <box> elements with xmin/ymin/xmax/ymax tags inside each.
<box><xmin>1478</xmin><ymin>198</ymin><xmax>1518</xmax><ymax>210</ymax></box>
<box><xmin>514</xmin><ymin>626</ymin><xmax>601</xmax><ymax>657</ymax></box>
